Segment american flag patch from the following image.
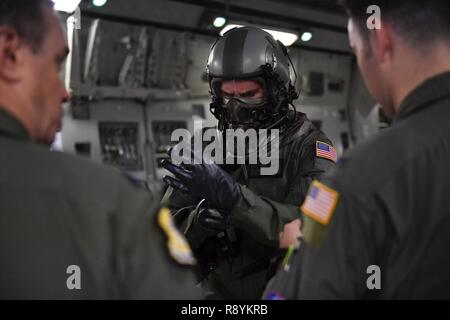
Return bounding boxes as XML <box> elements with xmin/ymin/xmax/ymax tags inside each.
<box><xmin>316</xmin><ymin>141</ymin><xmax>337</xmax><ymax>163</ymax></box>
<box><xmin>264</xmin><ymin>291</ymin><xmax>286</xmax><ymax>300</ymax></box>
<box><xmin>301</xmin><ymin>180</ymin><xmax>339</xmax><ymax>225</ymax></box>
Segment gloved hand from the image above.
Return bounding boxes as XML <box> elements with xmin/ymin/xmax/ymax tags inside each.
<box><xmin>196</xmin><ymin>207</ymin><xmax>230</xmax><ymax>231</ymax></box>
<box><xmin>161</xmin><ymin>159</ymin><xmax>241</xmax><ymax>211</ymax></box>
<box><xmin>183</xmin><ymin>202</ymin><xmax>230</xmax><ymax>248</ymax></box>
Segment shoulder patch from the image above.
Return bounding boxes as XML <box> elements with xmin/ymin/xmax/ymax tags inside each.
<box><xmin>157</xmin><ymin>207</ymin><xmax>196</xmax><ymax>266</ymax></box>
<box><xmin>301</xmin><ymin>180</ymin><xmax>339</xmax><ymax>225</ymax></box>
<box><xmin>316</xmin><ymin>141</ymin><xmax>337</xmax><ymax>163</ymax></box>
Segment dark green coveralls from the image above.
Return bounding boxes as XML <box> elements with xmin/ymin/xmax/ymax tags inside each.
<box><xmin>0</xmin><ymin>108</ymin><xmax>200</xmax><ymax>299</ymax></box>
<box><xmin>163</xmin><ymin>112</ymin><xmax>335</xmax><ymax>299</ymax></box>
<box><xmin>264</xmin><ymin>72</ymin><xmax>450</xmax><ymax>299</ymax></box>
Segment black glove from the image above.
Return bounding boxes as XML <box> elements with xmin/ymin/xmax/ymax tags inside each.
<box><xmin>161</xmin><ymin>159</ymin><xmax>241</xmax><ymax>211</ymax></box>
<box><xmin>183</xmin><ymin>202</ymin><xmax>229</xmax><ymax>248</ymax></box>
<box><xmin>197</xmin><ymin>207</ymin><xmax>230</xmax><ymax>231</ymax></box>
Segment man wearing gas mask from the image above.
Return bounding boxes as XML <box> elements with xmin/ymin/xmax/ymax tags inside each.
<box><xmin>161</xmin><ymin>26</ymin><xmax>336</xmax><ymax>299</ymax></box>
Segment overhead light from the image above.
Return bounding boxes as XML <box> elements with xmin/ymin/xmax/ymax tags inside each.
<box><xmin>220</xmin><ymin>24</ymin><xmax>298</xmax><ymax>46</ymax></box>
<box><xmin>213</xmin><ymin>16</ymin><xmax>227</xmax><ymax>28</ymax></box>
<box><xmin>301</xmin><ymin>31</ymin><xmax>313</xmax><ymax>42</ymax></box>
<box><xmin>52</xmin><ymin>0</ymin><xmax>81</xmax><ymax>13</ymax></box>
<box><xmin>93</xmin><ymin>0</ymin><xmax>108</xmax><ymax>7</ymax></box>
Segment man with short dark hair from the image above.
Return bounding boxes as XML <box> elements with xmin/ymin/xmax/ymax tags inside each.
<box><xmin>0</xmin><ymin>0</ymin><xmax>199</xmax><ymax>299</ymax></box>
<box><xmin>264</xmin><ymin>0</ymin><xmax>450</xmax><ymax>299</ymax></box>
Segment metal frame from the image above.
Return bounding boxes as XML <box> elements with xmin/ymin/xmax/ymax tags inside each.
<box><xmin>169</xmin><ymin>0</ymin><xmax>348</xmax><ymax>33</ymax></box>
<box><xmin>81</xmin><ymin>10</ymin><xmax>353</xmax><ymax>57</ymax></box>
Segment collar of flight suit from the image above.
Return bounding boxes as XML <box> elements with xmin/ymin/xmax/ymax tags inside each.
<box><xmin>394</xmin><ymin>71</ymin><xmax>450</xmax><ymax>123</ymax></box>
<box><xmin>0</xmin><ymin>107</ymin><xmax>31</xmax><ymax>141</ymax></box>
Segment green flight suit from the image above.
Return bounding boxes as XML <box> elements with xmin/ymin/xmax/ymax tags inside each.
<box><xmin>162</xmin><ymin>112</ymin><xmax>335</xmax><ymax>299</ymax></box>
<box><xmin>264</xmin><ymin>72</ymin><xmax>450</xmax><ymax>299</ymax></box>
<box><xmin>0</xmin><ymin>108</ymin><xmax>200</xmax><ymax>299</ymax></box>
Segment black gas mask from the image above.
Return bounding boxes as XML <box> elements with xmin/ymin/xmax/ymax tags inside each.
<box><xmin>217</xmin><ymin>79</ymin><xmax>270</xmax><ymax>129</ymax></box>
<box><xmin>210</xmin><ymin>75</ymin><xmax>286</xmax><ymax>130</ymax></box>
<box><xmin>210</xmin><ymin>55</ymin><xmax>301</xmax><ymax>130</ymax></box>
<box><xmin>225</xmin><ymin>98</ymin><xmax>266</xmax><ymax>128</ymax></box>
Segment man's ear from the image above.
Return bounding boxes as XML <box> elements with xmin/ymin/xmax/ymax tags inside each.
<box><xmin>0</xmin><ymin>26</ymin><xmax>25</xmax><ymax>82</ymax></box>
<box><xmin>371</xmin><ymin>21</ymin><xmax>394</xmax><ymax>64</ymax></box>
